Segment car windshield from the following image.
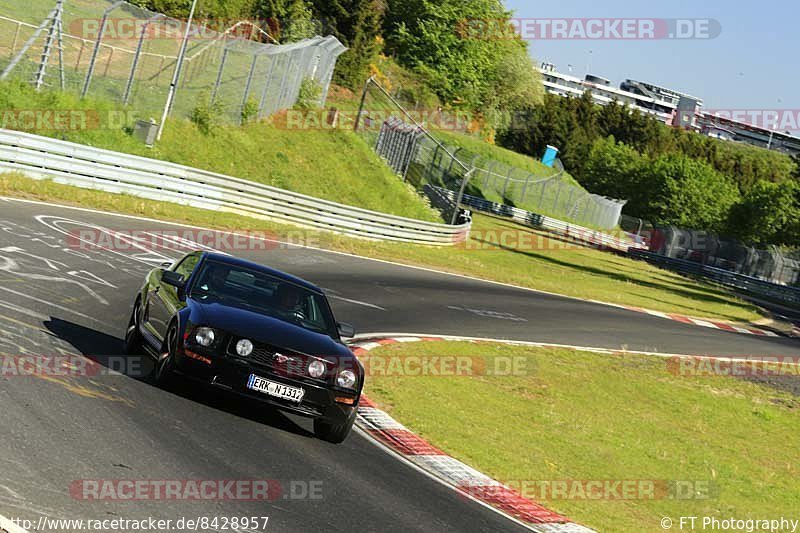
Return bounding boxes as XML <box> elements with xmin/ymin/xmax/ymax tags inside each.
<box><xmin>189</xmin><ymin>260</ymin><xmax>337</xmax><ymax>337</ymax></box>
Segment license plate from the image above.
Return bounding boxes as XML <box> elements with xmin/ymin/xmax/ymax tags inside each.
<box><xmin>247</xmin><ymin>375</ymin><xmax>305</xmax><ymax>403</ymax></box>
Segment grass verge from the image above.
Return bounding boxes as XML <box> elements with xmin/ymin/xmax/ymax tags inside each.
<box><xmin>0</xmin><ymin>172</ymin><xmax>763</xmax><ymax>323</ymax></box>
<box><xmin>363</xmin><ymin>341</ymin><xmax>800</xmax><ymax>532</ymax></box>
<box><xmin>0</xmin><ymin>80</ymin><xmax>441</xmax><ymax>222</ymax></box>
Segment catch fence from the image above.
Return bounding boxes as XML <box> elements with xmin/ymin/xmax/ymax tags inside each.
<box><xmin>354</xmin><ymin>78</ymin><xmax>626</xmax><ymax>229</ymax></box>
<box><xmin>0</xmin><ymin>0</ymin><xmax>346</xmax><ymax>124</ymax></box>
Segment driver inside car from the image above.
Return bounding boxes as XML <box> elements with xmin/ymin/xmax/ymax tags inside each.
<box><xmin>198</xmin><ymin>265</ymin><xmax>230</xmax><ymax>293</ymax></box>
<box><xmin>275</xmin><ymin>284</ymin><xmax>305</xmax><ymax>319</ymax></box>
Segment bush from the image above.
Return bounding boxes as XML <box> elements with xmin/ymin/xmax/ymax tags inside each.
<box><xmin>294</xmin><ymin>78</ymin><xmax>323</xmax><ymax>110</ymax></box>
<box><xmin>241</xmin><ymin>98</ymin><xmax>260</xmax><ymax>124</ymax></box>
<box><xmin>189</xmin><ymin>94</ymin><xmax>224</xmax><ymax>135</ymax></box>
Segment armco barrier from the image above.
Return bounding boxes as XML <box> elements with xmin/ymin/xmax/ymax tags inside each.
<box><xmin>431</xmin><ymin>186</ymin><xmax>645</xmax><ymax>253</ymax></box>
<box><xmin>0</xmin><ymin>129</ymin><xmax>470</xmax><ymax>246</ymax></box>
<box><xmin>629</xmin><ymin>249</ymin><xmax>800</xmax><ymax>306</ymax></box>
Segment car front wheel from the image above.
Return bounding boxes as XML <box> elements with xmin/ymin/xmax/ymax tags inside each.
<box><xmin>314</xmin><ymin>411</ymin><xmax>356</xmax><ymax>444</ymax></box>
<box><xmin>123</xmin><ymin>299</ymin><xmax>143</xmax><ymax>355</ymax></box>
<box><xmin>154</xmin><ymin>323</ymin><xmax>179</xmax><ymax>387</ymax></box>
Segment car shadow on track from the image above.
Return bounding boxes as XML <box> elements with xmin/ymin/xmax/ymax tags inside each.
<box><xmin>43</xmin><ymin>317</ymin><xmax>315</xmax><ymax>440</ymax></box>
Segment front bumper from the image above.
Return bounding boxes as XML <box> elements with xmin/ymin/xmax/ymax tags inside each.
<box><xmin>174</xmin><ymin>348</ymin><xmax>359</xmax><ymax>424</ymax></box>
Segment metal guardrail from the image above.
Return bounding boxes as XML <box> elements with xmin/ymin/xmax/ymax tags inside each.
<box><xmin>629</xmin><ymin>249</ymin><xmax>800</xmax><ymax>305</ymax></box>
<box><xmin>431</xmin><ymin>186</ymin><xmax>644</xmax><ymax>253</ymax></box>
<box><xmin>0</xmin><ymin>129</ymin><xmax>470</xmax><ymax>245</ymax></box>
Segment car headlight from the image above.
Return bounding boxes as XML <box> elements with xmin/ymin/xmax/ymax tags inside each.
<box><xmin>337</xmin><ymin>369</ymin><xmax>356</xmax><ymax>389</ymax></box>
<box><xmin>236</xmin><ymin>339</ymin><xmax>254</xmax><ymax>357</ymax></box>
<box><xmin>194</xmin><ymin>327</ymin><xmax>216</xmax><ymax>347</ymax></box>
<box><xmin>308</xmin><ymin>359</ymin><xmax>326</xmax><ymax>378</ymax></box>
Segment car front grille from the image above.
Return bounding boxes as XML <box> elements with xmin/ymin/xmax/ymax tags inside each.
<box><xmin>227</xmin><ymin>338</ymin><xmax>330</xmax><ymax>384</ymax></box>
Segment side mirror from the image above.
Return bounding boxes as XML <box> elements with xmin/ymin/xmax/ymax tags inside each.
<box><xmin>161</xmin><ymin>270</ymin><xmax>186</xmax><ymax>289</ymax></box>
<box><xmin>337</xmin><ymin>322</ymin><xmax>355</xmax><ymax>338</ymax></box>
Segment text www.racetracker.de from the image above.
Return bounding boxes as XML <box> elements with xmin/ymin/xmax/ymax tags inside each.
<box><xmin>4</xmin><ymin>516</ymin><xmax>270</xmax><ymax>532</ymax></box>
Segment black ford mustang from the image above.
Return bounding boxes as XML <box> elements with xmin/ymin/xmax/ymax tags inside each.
<box><xmin>123</xmin><ymin>251</ymin><xmax>363</xmax><ymax>443</ymax></box>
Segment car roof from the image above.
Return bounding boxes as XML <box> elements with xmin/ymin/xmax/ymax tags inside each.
<box><xmin>199</xmin><ymin>252</ymin><xmax>323</xmax><ymax>294</ymax></box>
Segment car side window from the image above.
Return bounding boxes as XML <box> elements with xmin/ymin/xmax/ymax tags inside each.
<box><xmin>173</xmin><ymin>254</ymin><xmax>201</xmax><ymax>280</ymax></box>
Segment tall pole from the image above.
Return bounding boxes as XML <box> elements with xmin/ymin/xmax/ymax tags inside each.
<box><xmin>451</xmin><ymin>168</ymin><xmax>475</xmax><ymax>225</ymax></box>
<box><xmin>1</xmin><ymin>6</ymin><xmax>58</xmax><ymax>81</ymax></box>
<box><xmin>82</xmin><ymin>1</ymin><xmax>124</xmax><ymax>98</ymax></box>
<box><xmin>156</xmin><ymin>0</ymin><xmax>199</xmax><ymax>142</ymax></box>
<box><xmin>353</xmin><ymin>76</ymin><xmax>373</xmax><ymax>132</ymax></box>
<box><xmin>34</xmin><ymin>0</ymin><xmax>63</xmax><ymax>91</ymax></box>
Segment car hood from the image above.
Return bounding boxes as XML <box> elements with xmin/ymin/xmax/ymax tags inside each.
<box><xmin>189</xmin><ymin>299</ymin><xmax>352</xmax><ymax>358</ymax></box>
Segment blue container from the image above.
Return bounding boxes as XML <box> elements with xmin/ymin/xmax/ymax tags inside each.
<box><xmin>542</xmin><ymin>145</ymin><xmax>559</xmax><ymax>167</ymax></box>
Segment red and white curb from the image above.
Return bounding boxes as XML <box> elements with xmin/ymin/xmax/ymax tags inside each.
<box><xmin>589</xmin><ymin>301</ymin><xmax>784</xmax><ymax>338</ymax></box>
<box><xmin>350</xmin><ymin>336</ymin><xmax>595</xmax><ymax>533</ymax></box>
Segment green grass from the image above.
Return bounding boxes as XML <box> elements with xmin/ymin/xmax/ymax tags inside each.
<box><xmin>436</xmin><ymin>130</ymin><xmax>561</xmax><ymax>177</ymax></box>
<box><xmin>0</xmin><ymin>80</ymin><xmax>441</xmax><ymax>222</ymax></box>
<box><xmin>0</xmin><ymin>173</ymin><xmax>763</xmax><ymax>323</ymax></box>
<box><xmin>364</xmin><ymin>341</ymin><xmax>800</xmax><ymax>532</ymax></box>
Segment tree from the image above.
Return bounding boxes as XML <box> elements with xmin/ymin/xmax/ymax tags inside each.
<box><xmin>254</xmin><ymin>0</ymin><xmax>316</xmax><ymax>42</ymax></box>
<box><xmin>384</xmin><ymin>0</ymin><xmax>542</xmax><ymax>130</ymax></box>
<box><xmin>727</xmin><ymin>180</ymin><xmax>799</xmax><ymax>246</ymax></box>
<box><xmin>583</xmin><ymin>136</ymin><xmax>645</xmax><ymax>205</ymax></box>
<box><xmin>312</xmin><ymin>0</ymin><xmax>385</xmax><ymax>89</ymax></box>
<box><xmin>646</xmin><ymin>154</ymin><xmax>740</xmax><ymax>232</ymax></box>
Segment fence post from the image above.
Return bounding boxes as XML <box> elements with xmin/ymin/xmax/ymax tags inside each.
<box><xmin>451</xmin><ymin>168</ymin><xmax>475</xmax><ymax>225</ymax></box>
<box><xmin>240</xmin><ymin>53</ymin><xmax>260</xmax><ymax>123</ymax></box>
<box><xmin>354</xmin><ymin>76</ymin><xmax>373</xmax><ymax>132</ymax></box>
<box><xmin>483</xmin><ymin>161</ymin><xmax>495</xmax><ymax>189</ymax></box>
<box><xmin>210</xmin><ymin>47</ymin><xmax>229</xmax><ymax>104</ymax></box>
<box><xmin>564</xmin><ymin>187</ymin><xmax>575</xmax><ymax>218</ymax></box>
<box><xmin>10</xmin><ymin>21</ymin><xmax>22</xmax><ymax>53</ymax></box>
<box><xmin>257</xmin><ymin>53</ymin><xmax>278</xmax><ymax>118</ymax></box>
<box><xmin>502</xmin><ymin>168</ymin><xmax>512</xmax><ymax>200</ymax></box>
<box><xmin>125</xmin><ymin>15</ymin><xmax>166</xmax><ymax>105</ymax></box>
<box><xmin>1</xmin><ymin>5</ymin><xmax>60</xmax><ymax>81</ymax></box>
<box><xmin>552</xmin><ymin>180</ymin><xmax>564</xmax><ymax>215</ymax></box>
<box><xmin>82</xmin><ymin>1</ymin><xmax>124</xmax><ymax>98</ymax></box>
<box><xmin>520</xmin><ymin>173</ymin><xmax>530</xmax><ymax>203</ymax></box>
<box><xmin>538</xmin><ymin>179</ymin><xmax>549</xmax><ymax>210</ymax></box>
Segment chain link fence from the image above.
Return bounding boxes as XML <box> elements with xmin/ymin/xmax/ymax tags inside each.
<box><xmin>354</xmin><ymin>78</ymin><xmax>626</xmax><ymax>229</ymax></box>
<box><xmin>647</xmin><ymin>226</ymin><xmax>800</xmax><ymax>286</ymax></box>
<box><xmin>0</xmin><ymin>0</ymin><xmax>346</xmax><ymax>123</ymax></box>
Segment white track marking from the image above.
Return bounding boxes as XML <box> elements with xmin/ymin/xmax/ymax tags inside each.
<box><xmin>0</xmin><ymin>197</ymin><xmax>787</xmax><ymax>341</ymax></box>
<box><xmin>0</xmin><ymin>257</ymin><xmax>109</xmax><ymax>306</ymax></box>
<box><xmin>0</xmin><ymin>513</ymin><xmax>28</xmax><ymax>533</ymax></box>
<box><xmin>323</xmin><ymin>289</ymin><xmax>387</xmax><ymax>311</ymax></box>
<box><xmin>34</xmin><ymin>216</ymin><xmax>177</xmax><ymax>267</ymax></box>
<box><xmin>0</xmin><ymin>302</ymin><xmax>49</xmax><ymax>321</ymax></box>
<box><xmin>0</xmin><ymin>287</ymin><xmax>112</xmax><ymax>327</ymax></box>
<box><xmin>0</xmin><ymin>246</ymin><xmax>69</xmax><ymax>271</ymax></box>
<box><xmin>351</xmin><ymin>333</ymin><xmax>790</xmax><ymax>362</ymax></box>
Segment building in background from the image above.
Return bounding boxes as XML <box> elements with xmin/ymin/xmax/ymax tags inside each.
<box><xmin>538</xmin><ymin>63</ymin><xmax>800</xmax><ymax>155</ymax></box>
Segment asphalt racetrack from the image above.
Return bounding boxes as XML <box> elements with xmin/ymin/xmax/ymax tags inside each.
<box><xmin>1</xmin><ymin>198</ymin><xmax>798</xmax><ymax>532</ymax></box>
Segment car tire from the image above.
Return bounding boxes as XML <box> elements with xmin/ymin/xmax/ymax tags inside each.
<box><xmin>313</xmin><ymin>411</ymin><xmax>356</xmax><ymax>444</ymax></box>
<box><xmin>123</xmin><ymin>299</ymin><xmax>143</xmax><ymax>355</ymax></box>
<box><xmin>154</xmin><ymin>322</ymin><xmax>179</xmax><ymax>388</ymax></box>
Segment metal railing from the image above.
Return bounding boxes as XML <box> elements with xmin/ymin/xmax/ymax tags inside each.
<box><xmin>0</xmin><ymin>128</ymin><xmax>470</xmax><ymax>245</ymax></box>
<box><xmin>431</xmin><ymin>186</ymin><xmax>644</xmax><ymax>253</ymax></box>
<box><xmin>629</xmin><ymin>249</ymin><xmax>800</xmax><ymax>306</ymax></box>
